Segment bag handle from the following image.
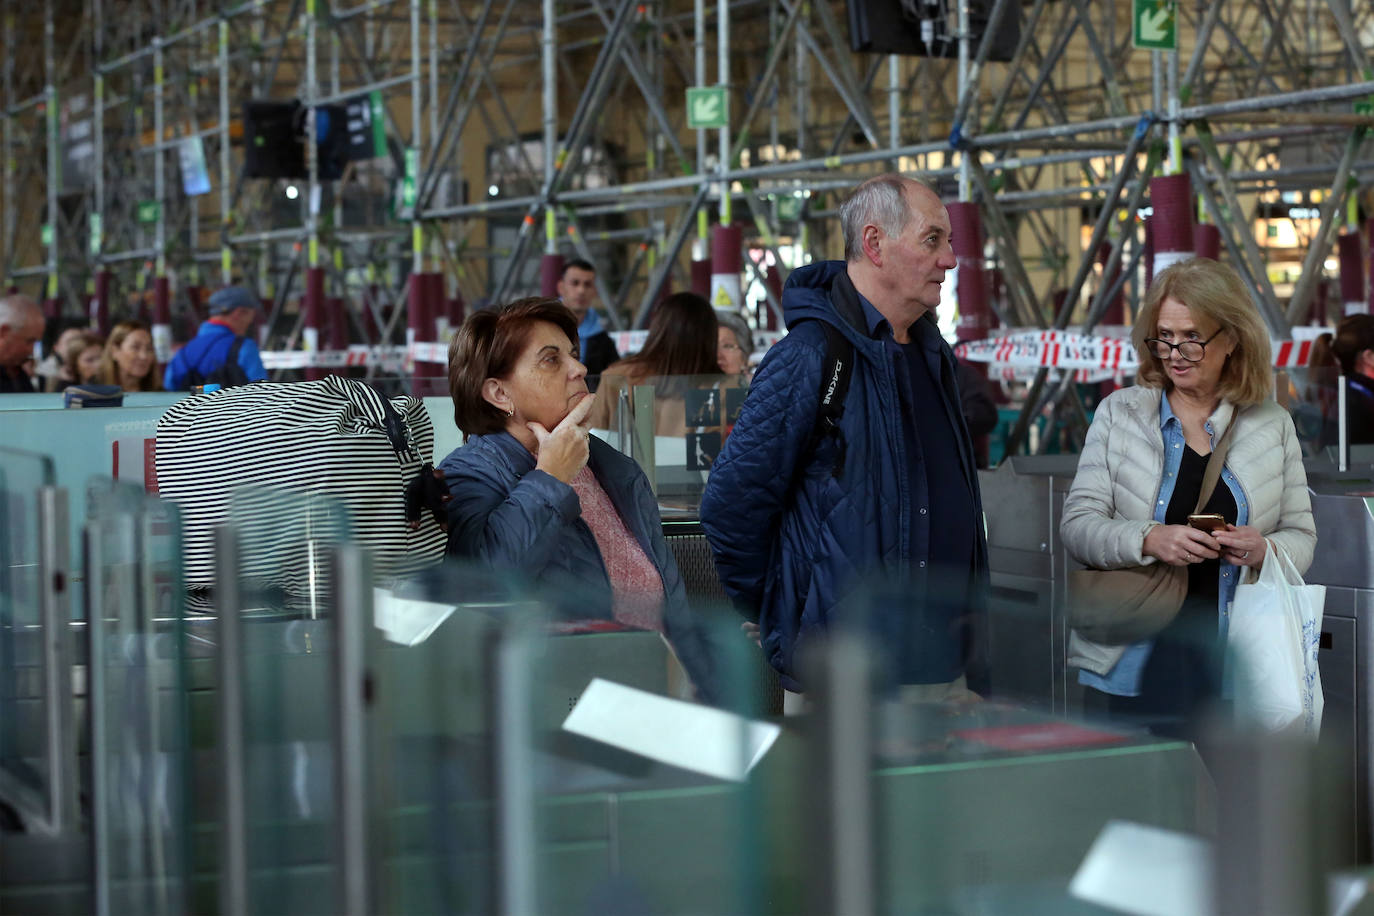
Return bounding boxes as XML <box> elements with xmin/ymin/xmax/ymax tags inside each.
<box><xmin>1193</xmin><ymin>405</ymin><xmax>1242</xmax><ymax>513</ymax></box>
<box><xmin>327</xmin><ymin>376</ymin><xmax>415</xmax><ymax>457</ymax></box>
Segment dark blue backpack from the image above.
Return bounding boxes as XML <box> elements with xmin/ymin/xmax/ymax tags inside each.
<box><xmin>182</xmin><ymin>335</ymin><xmax>251</xmax><ymax>389</ymax></box>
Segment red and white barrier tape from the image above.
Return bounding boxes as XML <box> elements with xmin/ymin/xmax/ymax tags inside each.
<box><xmin>260</xmin><ymin>327</ymin><xmax>1315</xmax><ymax>373</ymax></box>
<box><xmin>958</xmin><ymin>330</ymin><xmax>1319</xmax><ymax>371</ymax></box>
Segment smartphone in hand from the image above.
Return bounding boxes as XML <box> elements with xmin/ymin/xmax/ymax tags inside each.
<box><xmin>1187</xmin><ymin>513</ymin><xmax>1226</xmax><ymax>533</ymax></box>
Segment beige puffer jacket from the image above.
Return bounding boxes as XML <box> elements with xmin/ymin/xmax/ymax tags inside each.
<box><xmin>1060</xmin><ymin>385</ymin><xmax>1317</xmax><ymax>675</ymax></box>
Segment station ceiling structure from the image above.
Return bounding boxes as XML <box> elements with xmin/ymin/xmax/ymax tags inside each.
<box><xmin>2</xmin><ymin>0</ymin><xmax>1373</xmax><ymax>360</ymax></box>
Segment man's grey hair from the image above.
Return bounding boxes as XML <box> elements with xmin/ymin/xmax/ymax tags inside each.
<box><xmin>839</xmin><ymin>173</ymin><xmax>937</xmax><ymax>262</ymax></box>
<box><xmin>0</xmin><ymin>294</ymin><xmax>40</xmax><ymax>330</ymax></box>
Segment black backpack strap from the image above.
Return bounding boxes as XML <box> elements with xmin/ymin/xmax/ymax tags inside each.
<box><xmin>810</xmin><ymin>321</ymin><xmax>853</xmax><ymax>479</ymax></box>
<box><xmin>225</xmin><ymin>334</ymin><xmax>245</xmax><ymax>366</ymax></box>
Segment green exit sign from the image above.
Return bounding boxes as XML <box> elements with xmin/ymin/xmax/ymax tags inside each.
<box><xmin>686</xmin><ymin>86</ymin><xmax>728</xmax><ymax>130</ymax></box>
<box><xmin>40</xmin><ymin>224</ymin><xmax>52</xmax><ymax>247</ymax></box>
<box><xmin>1133</xmin><ymin>0</ymin><xmax>1177</xmax><ymax>51</ymax></box>
<box><xmin>137</xmin><ymin>200</ymin><xmax>161</xmax><ymax>224</ymax></box>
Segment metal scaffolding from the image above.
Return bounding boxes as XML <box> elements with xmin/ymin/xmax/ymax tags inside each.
<box><xmin>2</xmin><ymin>0</ymin><xmax>1373</xmax><ymax>401</ymax></box>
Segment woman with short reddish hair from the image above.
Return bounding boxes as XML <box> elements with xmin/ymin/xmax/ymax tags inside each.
<box><xmin>442</xmin><ymin>297</ymin><xmax>717</xmax><ymax>699</ymax></box>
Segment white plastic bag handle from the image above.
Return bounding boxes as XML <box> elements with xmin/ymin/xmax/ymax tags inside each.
<box><xmin>1256</xmin><ymin>539</ymin><xmax>1305</xmax><ymax>590</ymax></box>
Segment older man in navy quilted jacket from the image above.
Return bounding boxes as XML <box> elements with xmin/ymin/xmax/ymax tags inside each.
<box><xmin>700</xmin><ymin>174</ymin><xmax>990</xmax><ymax>698</ymax></box>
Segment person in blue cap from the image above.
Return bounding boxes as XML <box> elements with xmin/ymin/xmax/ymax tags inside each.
<box><xmin>163</xmin><ymin>284</ymin><xmax>268</xmax><ymax>390</ymax></box>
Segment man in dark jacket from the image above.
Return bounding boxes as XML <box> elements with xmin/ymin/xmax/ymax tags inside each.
<box><xmin>0</xmin><ymin>295</ymin><xmax>44</xmax><ymax>393</ymax></box>
<box><xmin>163</xmin><ymin>285</ymin><xmax>268</xmax><ymax>390</ymax></box>
<box><xmin>700</xmin><ymin>174</ymin><xmax>990</xmax><ymax>698</ymax></box>
<box><xmin>557</xmin><ymin>259</ymin><xmax>620</xmax><ymax>378</ymax></box>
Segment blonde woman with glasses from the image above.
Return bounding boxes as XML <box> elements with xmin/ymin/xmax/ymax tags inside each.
<box><xmin>1060</xmin><ymin>257</ymin><xmax>1315</xmax><ymax>740</ymax></box>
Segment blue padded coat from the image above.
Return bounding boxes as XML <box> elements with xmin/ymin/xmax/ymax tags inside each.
<box><xmin>700</xmin><ymin>260</ymin><xmax>990</xmax><ymax>691</ymax></box>
<box><xmin>440</xmin><ymin>431</ymin><xmax>719</xmax><ymax>701</ymax></box>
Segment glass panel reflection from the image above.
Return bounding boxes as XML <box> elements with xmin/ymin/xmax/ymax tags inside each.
<box><xmin>0</xmin><ymin>448</ymin><xmax>56</xmax><ymax>833</ymax></box>
<box><xmin>85</xmin><ymin>476</ymin><xmax>187</xmax><ymax>915</ymax></box>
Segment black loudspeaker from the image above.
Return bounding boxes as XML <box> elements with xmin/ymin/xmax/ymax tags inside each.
<box><xmin>243</xmin><ymin>99</ymin><xmax>306</xmax><ymax>179</ymax></box>
<box><xmin>847</xmin><ymin>0</ymin><xmax>1020</xmax><ymax>61</ymax></box>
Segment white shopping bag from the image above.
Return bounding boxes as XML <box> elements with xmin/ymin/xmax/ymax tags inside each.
<box><xmin>1228</xmin><ymin>541</ymin><xmax>1325</xmax><ymax>737</ymax></box>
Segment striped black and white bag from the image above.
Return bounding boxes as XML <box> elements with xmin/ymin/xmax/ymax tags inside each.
<box><xmin>156</xmin><ymin>376</ymin><xmax>448</xmax><ymax>606</ymax></box>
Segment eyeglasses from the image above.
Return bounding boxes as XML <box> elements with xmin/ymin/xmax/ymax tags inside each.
<box><xmin>1144</xmin><ymin>328</ymin><xmax>1223</xmax><ymax>362</ymax></box>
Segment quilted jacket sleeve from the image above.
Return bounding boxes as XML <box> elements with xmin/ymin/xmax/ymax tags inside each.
<box><xmin>1262</xmin><ymin>410</ymin><xmax>1317</xmax><ymax>575</ymax></box>
<box><xmin>700</xmin><ymin>331</ymin><xmax>824</xmax><ymax>615</ymax></box>
<box><xmin>445</xmin><ymin>462</ymin><xmax>582</xmax><ymax>575</ymax></box>
<box><xmin>1060</xmin><ymin>395</ymin><xmax>1160</xmax><ymax>569</ymax></box>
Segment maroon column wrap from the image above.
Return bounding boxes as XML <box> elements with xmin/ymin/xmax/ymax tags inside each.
<box><xmin>710</xmin><ymin>224</ymin><xmax>743</xmax><ymax>311</ymax></box>
<box><xmin>151</xmin><ymin>275</ymin><xmax>172</xmax><ymax>365</ymax></box>
<box><xmin>947</xmin><ymin>202</ymin><xmax>991</xmax><ymax>342</ymax></box>
<box><xmin>540</xmin><ymin>253</ymin><xmax>566</xmax><ymax>298</ymax></box>
<box><xmin>946</xmin><ymin>201</ymin><xmax>992</xmax><ymax>466</ymax></box>
<box><xmin>690</xmin><ymin>258</ymin><xmax>713</xmax><ymax>297</ymax></box>
<box><xmin>304</xmin><ymin>266</ymin><xmax>326</xmax><ymax>380</ymax></box>
<box><xmin>186</xmin><ymin>285</ymin><xmax>205</xmax><ymax>322</ymax></box>
<box><xmin>411</xmin><ymin>273</ymin><xmax>445</xmax><ymax>394</ymax></box>
<box><xmin>989</xmin><ymin>269</ymin><xmax>1005</xmax><ymax>329</ymax></box>
<box><xmin>1095</xmin><ymin>242</ymin><xmax>1125</xmax><ymax>326</ymax></box>
<box><xmin>762</xmin><ymin>264</ymin><xmax>783</xmax><ymax>330</ymax></box>
<box><xmin>42</xmin><ymin>297</ymin><xmax>58</xmax><ymax>320</ymax></box>
<box><xmin>1367</xmin><ymin>219</ymin><xmax>1374</xmax><ymax>314</ymax></box>
<box><xmin>152</xmin><ymin>276</ymin><xmax>171</xmax><ymax>325</ymax></box>
<box><xmin>92</xmin><ymin>270</ymin><xmax>111</xmax><ymax>335</ymax></box>
<box><xmin>1149</xmin><ymin>174</ymin><xmax>1195</xmax><ymax>256</ymax></box>
<box><xmin>326</xmin><ymin>297</ymin><xmax>347</xmax><ymax>351</ymax></box>
<box><xmin>408</xmin><ymin>272</ymin><xmax>424</xmax><ymax>395</ymax></box>
<box><xmin>711</xmin><ymin>224</ymin><xmax>743</xmax><ymax>272</ymax></box>
<box><xmin>1338</xmin><ymin>232</ymin><xmax>1365</xmax><ymax>315</ymax></box>
<box><xmin>1313</xmin><ymin>281</ymin><xmax>1329</xmax><ymax>327</ymax></box>
<box><xmin>1143</xmin><ymin>217</ymin><xmax>1155</xmax><ymax>289</ymax></box>
<box><xmin>363</xmin><ymin>284</ymin><xmax>381</xmax><ymax>344</ymax></box>
<box><xmin>1194</xmin><ymin>223</ymin><xmax>1221</xmax><ymax>261</ymax></box>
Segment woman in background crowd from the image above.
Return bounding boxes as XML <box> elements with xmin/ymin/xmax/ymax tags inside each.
<box><xmin>715</xmin><ymin>310</ymin><xmax>754</xmax><ymax>380</ymax></box>
<box><xmin>587</xmin><ymin>291</ymin><xmax>726</xmax><ymax>436</ymax></box>
<box><xmin>47</xmin><ymin>331</ymin><xmax>105</xmax><ymax>391</ymax></box>
<box><xmin>98</xmin><ymin>320</ymin><xmax>161</xmax><ymax>391</ymax></box>
<box><xmin>34</xmin><ymin>321</ymin><xmax>88</xmax><ymax>390</ymax></box>
<box><xmin>1061</xmin><ymin>257</ymin><xmax>1315</xmax><ymax>740</ymax></box>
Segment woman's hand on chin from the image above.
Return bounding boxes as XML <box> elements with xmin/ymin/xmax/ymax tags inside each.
<box><xmin>530</xmin><ymin>394</ymin><xmax>596</xmax><ymax>483</ymax></box>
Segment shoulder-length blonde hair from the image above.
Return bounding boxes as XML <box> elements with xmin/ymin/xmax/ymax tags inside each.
<box><xmin>1131</xmin><ymin>257</ymin><xmax>1272</xmax><ymax>406</ymax></box>
<box><xmin>98</xmin><ymin>319</ymin><xmax>162</xmax><ymax>391</ymax></box>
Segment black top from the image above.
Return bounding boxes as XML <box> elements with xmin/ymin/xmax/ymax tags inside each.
<box><xmin>898</xmin><ymin>338</ymin><xmax>976</xmax><ymax>683</ymax></box>
<box><xmin>1164</xmin><ymin>444</ymin><xmax>1237</xmax><ymax>610</ymax></box>
<box><xmin>581</xmin><ymin>331</ymin><xmax>621</xmax><ymax>383</ymax></box>
<box><xmin>1347</xmin><ymin>373</ymin><xmax>1374</xmax><ymax>446</ymax></box>
<box><xmin>0</xmin><ymin>365</ymin><xmax>38</xmax><ymax>393</ymax></box>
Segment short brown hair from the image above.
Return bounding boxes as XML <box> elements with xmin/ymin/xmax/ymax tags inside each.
<box><xmin>1131</xmin><ymin>257</ymin><xmax>1272</xmax><ymax>406</ymax></box>
<box><xmin>448</xmin><ymin>297</ymin><xmax>580</xmax><ymax>436</ymax></box>
<box><xmin>1332</xmin><ymin>314</ymin><xmax>1374</xmax><ymax>377</ymax></box>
